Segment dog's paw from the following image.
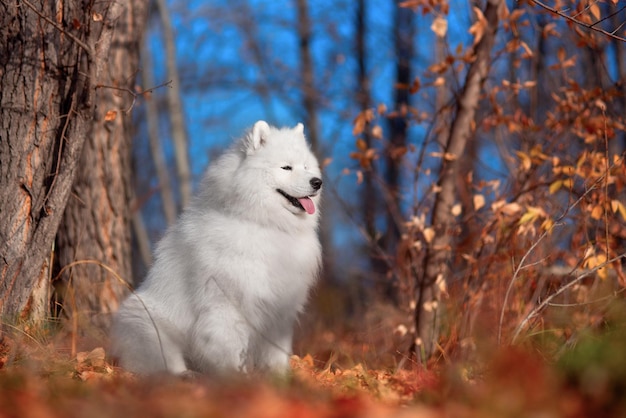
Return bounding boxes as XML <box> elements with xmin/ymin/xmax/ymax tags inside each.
<box><xmin>178</xmin><ymin>369</ymin><xmax>202</xmax><ymax>380</ymax></box>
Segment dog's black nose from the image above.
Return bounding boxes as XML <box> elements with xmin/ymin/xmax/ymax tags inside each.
<box><xmin>310</xmin><ymin>177</ymin><xmax>322</xmax><ymax>190</ymax></box>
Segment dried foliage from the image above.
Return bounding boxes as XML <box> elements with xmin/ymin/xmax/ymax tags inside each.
<box><xmin>3</xmin><ymin>317</ymin><xmax>626</xmax><ymax>416</ymax></box>
<box><xmin>347</xmin><ymin>0</ymin><xmax>626</xmax><ymax>366</ymax></box>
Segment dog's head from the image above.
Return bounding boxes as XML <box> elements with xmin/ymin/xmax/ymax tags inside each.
<box><xmin>237</xmin><ymin>120</ymin><xmax>322</xmax><ymax>227</ymax></box>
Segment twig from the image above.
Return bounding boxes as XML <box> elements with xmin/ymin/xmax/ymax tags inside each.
<box><xmin>590</xmin><ymin>4</ymin><xmax>626</xmax><ymax>29</ymax></box>
<box><xmin>55</xmin><ymin>259</ymin><xmax>172</xmax><ymax>369</ymax></box>
<box><xmin>20</xmin><ymin>0</ymin><xmax>95</xmax><ymax>56</ymax></box>
<box><xmin>511</xmin><ymin>252</ymin><xmax>626</xmax><ymax>343</ymax></box>
<box><xmin>529</xmin><ymin>0</ymin><xmax>626</xmax><ymax>43</ymax></box>
<box><xmin>498</xmin><ymin>224</ymin><xmax>561</xmax><ymax>345</ymax></box>
<box><xmin>497</xmin><ymin>154</ymin><xmax>624</xmax><ymax>345</ymax></box>
<box><xmin>547</xmin><ymin>287</ymin><xmax>625</xmax><ymax>307</ymax></box>
<box><xmin>95</xmin><ymin>79</ymin><xmax>173</xmax><ymax>113</ymax></box>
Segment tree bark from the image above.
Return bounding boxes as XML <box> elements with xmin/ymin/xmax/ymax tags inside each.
<box><xmin>413</xmin><ymin>0</ymin><xmax>502</xmax><ymax>360</ymax></box>
<box><xmin>155</xmin><ymin>0</ymin><xmax>191</xmax><ymax>209</ymax></box>
<box><xmin>296</xmin><ymin>0</ymin><xmax>336</xmax><ymax>282</ymax></box>
<box><xmin>142</xmin><ymin>41</ymin><xmax>177</xmax><ymax>227</ymax></box>
<box><xmin>55</xmin><ymin>1</ymin><xmax>148</xmax><ymax>327</ymax></box>
<box><xmin>354</xmin><ymin>0</ymin><xmax>376</xmax><ymax>274</ymax></box>
<box><xmin>0</xmin><ymin>0</ymin><xmax>114</xmax><ymax>321</ymax></box>
<box><xmin>384</xmin><ymin>1</ymin><xmax>414</xmax><ymax>300</ymax></box>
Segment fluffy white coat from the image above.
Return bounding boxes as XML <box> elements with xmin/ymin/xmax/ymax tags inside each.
<box><xmin>111</xmin><ymin>121</ymin><xmax>322</xmax><ymax>374</ymax></box>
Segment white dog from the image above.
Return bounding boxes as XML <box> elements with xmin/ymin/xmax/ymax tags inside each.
<box><xmin>111</xmin><ymin>121</ymin><xmax>322</xmax><ymax>375</ymax></box>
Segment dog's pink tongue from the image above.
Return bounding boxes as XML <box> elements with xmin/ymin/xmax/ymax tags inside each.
<box><xmin>299</xmin><ymin>197</ymin><xmax>315</xmax><ymax>215</ymax></box>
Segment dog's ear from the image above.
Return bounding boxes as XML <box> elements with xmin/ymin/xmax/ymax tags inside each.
<box><xmin>248</xmin><ymin>120</ymin><xmax>271</xmax><ymax>152</ymax></box>
<box><xmin>294</xmin><ymin>123</ymin><xmax>304</xmax><ymax>134</ymax></box>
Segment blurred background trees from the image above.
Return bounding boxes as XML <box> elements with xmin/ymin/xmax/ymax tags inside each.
<box><xmin>1</xmin><ymin>0</ymin><xmax>625</xmax><ymax>364</ymax></box>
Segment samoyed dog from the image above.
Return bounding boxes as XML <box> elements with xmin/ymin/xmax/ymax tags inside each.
<box><xmin>111</xmin><ymin>121</ymin><xmax>322</xmax><ymax>375</ymax></box>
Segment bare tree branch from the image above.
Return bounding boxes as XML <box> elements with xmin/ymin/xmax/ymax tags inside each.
<box><xmin>498</xmin><ymin>154</ymin><xmax>625</xmax><ymax>344</ymax></box>
<box><xmin>511</xmin><ymin>252</ymin><xmax>626</xmax><ymax>344</ymax></box>
<box><xmin>530</xmin><ymin>0</ymin><xmax>626</xmax><ymax>43</ymax></box>
<box><xmin>20</xmin><ymin>0</ymin><xmax>95</xmax><ymax>56</ymax></box>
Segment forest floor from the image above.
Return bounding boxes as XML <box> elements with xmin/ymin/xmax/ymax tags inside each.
<box><xmin>2</xmin><ymin>302</ymin><xmax>626</xmax><ymax>418</ymax></box>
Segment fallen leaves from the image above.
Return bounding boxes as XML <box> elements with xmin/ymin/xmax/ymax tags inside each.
<box><xmin>75</xmin><ymin>347</ymin><xmax>114</xmax><ymax>381</ymax></box>
<box><xmin>0</xmin><ymin>343</ymin><xmax>442</xmax><ymax>418</ymax></box>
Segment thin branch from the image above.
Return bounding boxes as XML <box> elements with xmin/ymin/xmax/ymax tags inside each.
<box><xmin>547</xmin><ymin>287</ymin><xmax>625</xmax><ymax>307</ymax></box>
<box><xmin>530</xmin><ymin>0</ymin><xmax>626</xmax><ymax>43</ymax></box>
<box><xmin>498</xmin><ymin>223</ymin><xmax>562</xmax><ymax>345</ymax></box>
<box><xmin>590</xmin><ymin>4</ymin><xmax>626</xmax><ymax>29</ymax></box>
<box><xmin>511</xmin><ymin>252</ymin><xmax>626</xmax><ymax>343</ymax></box>
<box><xmin>20</xmin><ymin>0</ymin><xmax>95</xmax><ymax>56</ymax></box>
<box><xmin>497</xmin><ymin>154</ymin><xmax>625</xmax><ymax>345</ymax></box>
<box><xmin>95</xmin><ymin>79</ymin><xmax>173</xmax><ymax>113</ymax></box>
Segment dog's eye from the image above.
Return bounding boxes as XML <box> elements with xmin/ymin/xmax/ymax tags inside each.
<box><xmin>281</xmin><ymin>165</ymin><xmax>292</xmax><ymax>171</ymax></box>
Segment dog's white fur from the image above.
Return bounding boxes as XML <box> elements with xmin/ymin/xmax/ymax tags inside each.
<box><xmin>111</xmin><ymin>121</ymin><xmax>322</xmax><ymax>374</ymax></box>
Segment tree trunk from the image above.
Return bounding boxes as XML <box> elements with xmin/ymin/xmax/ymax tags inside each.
<box><xmin>0</xmin><ymin>0</ymin><xmax>123</xmax><ymax>321</ymax></box>
<box><xmin>155</xmin><ymin>0</ymin><xmax>191</xmax><ymax>209</ymax></box>
<box><xmin>413</xmin><ymin>0</ymin><xmax>502</xmax><ymax>360</ymax></box>
<box><xmin>356</xmin><ymin>0</ymin><xmax>374</xmax><ymax>238</ymax></box>
<box><xmin>142</xmin><ymin>41</ymin><xmax>177</xmax><ymax>228</ymax></box>
<box><xmin>296</xmin><ymin>0</ymin><xmax>336</xmax><ymax>282</ymax></box>
<box><xmin>384</xmin><ymin>1</ymin><xmax>414</xmax><ymax>300</ymax></box>
<box><xmin>55</xmin><ymin>1</ymin><xmax>147</xmax><ymax>327</ymax></box>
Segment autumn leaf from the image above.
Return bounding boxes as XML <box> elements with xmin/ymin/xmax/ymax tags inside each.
<box><xmin>589</xmin><ymin>3</ymin><xmax>601</xmax><ymax>21</ymax></box>
<box><xmin>611</xmin><ymin>200</ymin><xmax>626</xmax><ymax>221</ymax></box>
<box><xmin>431</xmin><ymin>16</ymin><xmax>448</xmax><ymax>38</ymax></box>
<box><xmin>473</xmin><ymin>194</ymin><xmax>485</xmax><ymax>211</ymax></box>
<box><xmin>398</xmin><ymin>0</ymin><xmax>421</xmax><ymax>9</ymax></box>
<box><xmin>562</xmin><ymin>178</ymin><xmax>574</xmax><ymax>189</ymax></box>
<box><xmin>519</xmin><ymin>206</ymin><xmax>546</xmax><ymax>225</ymax></box>
<box><xmin>541</xmin><ymin>218</ymin><xmax>554</xmax><ymax>232</ymax></box>
<box><xmin>423</xmin><ymin>227</ymin><xmax>435</xmax><ymax>243</ymax></box>
<box><xmin>468</xmin><ymin>6</ymin><xmax>488</xmax><ymax>46</ymax></box>
<box><xmin>590</xmin><ymin>204</ymin><xmax>604</xmax><ymax>220</ymax></box>
<box><xmin>353</xmin><ymin>109</ymin><xmax>374</xmax><ymax>136</ymax></box>
<box><xmin>104</xmin><ymin>110</ymin><xmax>117</xmax><ymax>121</ymax></box>
<box><xmin>409</xmin><ymin>77</ymin><xmax>421</xmax><ymax>94</ymax></box>
<box><xmin>584</xmin><ymin>252</ymin><xmax>608</xmax><ymax>280</ymax></box>
<box><xmin>371</xmin><ymin>125</ymin><xmax>383</xmax><ymax>139</ymax></box>
<box><xmin>451</xmin><ymin>203</ymin><xmax>462</xmax><ymax>216</ymax></box>
<box><xmin>433</xmin><ymin>77</ymin><xmax>445</xmax><ymax>87</ymax></box>
<box><xmin>549</xmin><ymin>180</ymin><xmax>563</xmax><ymax>194</ymax></box>
<box><xmin>492</xmin><ymin>200</ymin><xmax>522</xmax><ymax>216</ymax></box>
<box><xmin>516</xmin><ymin>150</ymin><xmax>532</xmax><ymax>171</ymax></box>
<box><xmin>430</xmin><ymin>151</ymin><xmax>457</xmax><ymax>161</ymax></box>
<box><xmin>435</xmin><ymin>273</ymin><xmax>448</xmax><ymax>296</ymax></box>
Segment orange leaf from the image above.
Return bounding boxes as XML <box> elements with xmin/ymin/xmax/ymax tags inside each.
<box><xmin>468</xmin><ymin>6</ymin><xmax>487</xmax><ymax>45</ymax></box>
<box><xmin>611</xmin><ymin>200</ymin><xmax>626</xmax><ymax>221</ymax></box>
<box><xmin>473</xmin><ymin>194</ymin><xmax>485</xmax><ymax>211</ymax></box>
<box><xmin>590</xmin><ymin>204</ymin><xmax>604</xmax><ymax>220</ymax></box>
<box><xmin>104</xmin><ymin>110</ymin><xmax>117</xmax><ymax>121</ymax></box>
<box><xmin>371</xmin><ymin>125</ymin><xmax>383</xmax><ymax>139</ymax></box>
<box><xmin>451</xmin><ymin>203</ymin><xmax>462</xmax><ymax>216</ymax></box>
<box><xmin>589</xmin><ymin>3</ymin><xmax>601</xmax><ymax>21</ymax></box>
<box><xmin>423</xmin><ymin>227</ymin><xmax>435</xmax><ymax>244</ymax></box>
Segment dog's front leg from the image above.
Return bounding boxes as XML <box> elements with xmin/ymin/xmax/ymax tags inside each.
<box><xmin>187</xmin><ymin>304</ymin><xmax>250</xmax><ymax>374</ymax></box>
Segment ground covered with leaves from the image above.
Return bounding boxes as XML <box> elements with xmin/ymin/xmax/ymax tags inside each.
<box><xmin>2</xmin><ymin>316</ymin><xmax>626</xmax><ymax>418</ymax></box>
